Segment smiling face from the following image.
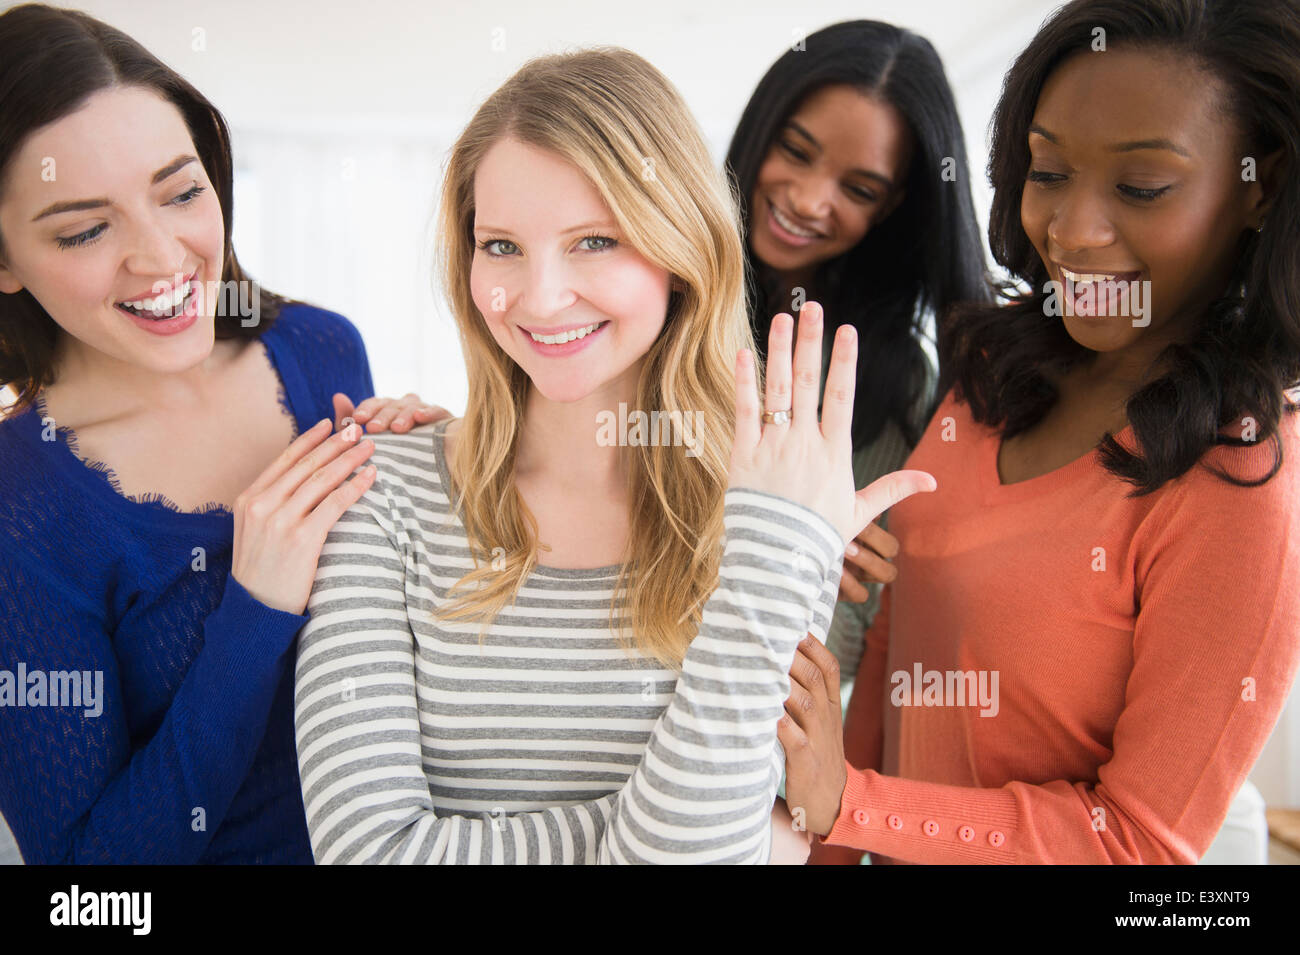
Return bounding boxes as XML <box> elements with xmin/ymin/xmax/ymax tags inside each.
<box><xmin>469</xmin><ymin>136</ymin><xmax>672</xmax><ymax>406</ymax></box>
<box><xmin>748</xmin><ymin>83</ymin><xmax>912</xmax><ymax>286</ymax></box>
<box><xmin>0</xmin><ymin>85</ymin><xmax>225</xmax><ymax>375</ymax></box>
<box><xmin>1021</xmin><ymin>47</ymin><xmax>1267</xmax><ymax>359</ymax></box>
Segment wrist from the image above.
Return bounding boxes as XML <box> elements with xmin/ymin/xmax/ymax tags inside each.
<box><xmin>814</xmin><ymin>762</ymin><xmax>851</xmax><ymax>837</ymax></box>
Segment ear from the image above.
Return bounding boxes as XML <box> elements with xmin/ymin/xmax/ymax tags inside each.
<box><xmin>0</xmin><ymin>261</ymin><xmax>22</xmax><ymax>295</ymax></box>
<box><xmin>1245</xmin><ymin>147</ymin><xmax>1285</xmax><ymax>230</ymax></box>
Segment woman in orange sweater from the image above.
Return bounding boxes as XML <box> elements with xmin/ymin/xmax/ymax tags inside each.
<box><xmin>783</xmin><ymin>0</ymin><xmax>1300</xmax><ymax>864</ymax></box>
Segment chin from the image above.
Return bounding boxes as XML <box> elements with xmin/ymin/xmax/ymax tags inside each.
<box><xmin>527</xmin><ymin>375</ymin><xmax>602</xmax><ymax>405</ymax></box>
<box><xmin>1060</xmin><ymin>316</ymin><xmax>1141</xmax><ymax>353</ymax></box>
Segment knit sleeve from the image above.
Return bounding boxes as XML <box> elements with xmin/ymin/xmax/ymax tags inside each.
<box><xmin>0</xmin><ymin>552</ymin><xmax>309</xmax><ymax>863</ymax></box>
<box><xmin>820</xmin><ymin>461</ymin><xmax>1300</xmax><ymax>863</ymax></box>
<box><xmin>294</xmin><ymin>480</ymin><xmax>843</xmax><ymax>864</ymax></box>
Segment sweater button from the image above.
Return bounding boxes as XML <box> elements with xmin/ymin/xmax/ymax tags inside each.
<box><xmin>852</xmin><ymin>809</ymin><xmax>869</xmax><ymax>826</ymax></box>
<box><xmin>923</xmin><ymin>820</ymin><xmax>939</xmax><ymax>836</ymax></box>
<box><xmin>989</xmin><ymin>830</ymin><xmax>1005</xmax><ymax>847</ymax></box>
<box><xmin>958</xmin><ymin>825</ymin><xmax>975</xmax><ymax>842</ymax></box>
<box><xmin>887</xmin><ymin>813</ymin><xmax>903</xmax><ymax>830</ymax></box>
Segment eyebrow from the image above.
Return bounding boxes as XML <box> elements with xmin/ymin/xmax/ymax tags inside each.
<box><xmin>30</xmin><ymin>155</ymin><xmax>200</xmax><ymax>222</ymax></box>
<box><xmin>784</xmin><ymin>121</ymin><xmax>896</xmax><ymax>190</ymax></box>
<box><xmin>473</xmin><ymin>220</ymin><xmax>618</xmax><ymax>236</ymax></box>
<box><xmin>1028</xmin><ymin>125</ymin><xmax>1191</xmax><ymax>158</ymax></box>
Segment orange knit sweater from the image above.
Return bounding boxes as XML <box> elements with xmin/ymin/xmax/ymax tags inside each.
<box><xmin>820</xmin><ymin>389</ymin><xmax>1300</xmax><ymax>863</ymax></box>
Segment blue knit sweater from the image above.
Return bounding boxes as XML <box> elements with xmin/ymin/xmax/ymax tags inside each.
<box><xmin>0</xmin><ymin>303</ymin><xmax>375</xmax><ymax>863</ymax></box>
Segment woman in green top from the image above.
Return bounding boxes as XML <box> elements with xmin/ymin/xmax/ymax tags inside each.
<box><xmin>724</xmin><ymin>19</ymin><xmax>991</xmax><ymax>677</ymax></box>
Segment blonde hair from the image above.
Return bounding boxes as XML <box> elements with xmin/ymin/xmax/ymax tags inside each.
<box><xmin>433</xmin><ymin>47</ymin><xmax>755</xmax><ymax>667</ymax></box>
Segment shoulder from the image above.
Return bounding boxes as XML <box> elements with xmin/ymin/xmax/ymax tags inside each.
<box><xmin>364</xmin><ymin>422</ymin><xmax>445</xmax><ymax>475</ymax></box>
<box><xmin>359</xmin><ymin>421</ymin><xmax>455</xmax><ymax>513</ymax></box>
<box><xmin>1178</xmin><ymin>408</ymin><xmax>1300</xmax><ymax>515</ymax></box>
<box><xmin>0</xmin><ymin>404</ymin><xmax>72</xmax><ymax>519</ymax></box>
<box><xmin>263</xmin><ymin>301</ymin><xmax>367</xmax><ymax>361</ymax></box>
<box><xmin>922</xmin><ymin>386</ymin><xmax>976</xmax><ymax>437</ymax></box>
<box><xmin>1137</xmin><ymin>407</ymin><xmax>1300</xmax><ymax>565</ymax></box>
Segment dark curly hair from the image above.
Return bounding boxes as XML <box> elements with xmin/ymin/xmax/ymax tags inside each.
<box><xmin>944</xmin><ymin>0</ymin><xmax>1300</xmax><ymax>494</ymax></box>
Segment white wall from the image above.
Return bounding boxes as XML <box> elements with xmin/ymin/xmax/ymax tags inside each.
<box><xmin>39</xmin><ymin>0</ymin><xmax>1057</xmax><ymax>412</ymax></box>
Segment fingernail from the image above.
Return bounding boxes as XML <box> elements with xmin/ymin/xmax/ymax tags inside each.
<box><xmin>845</xmin><ymin>542</ymin><xmax>859</xmax><ymax>556</ymax></box>
<box><xmin>315</xmin><ymin>418</ymin><xmax>330</xmax><ymax>430</ymax></box>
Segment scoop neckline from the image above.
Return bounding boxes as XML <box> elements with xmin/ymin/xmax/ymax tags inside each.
<box><xmin>428</xmin><ymin>418</ymin><xmax>624</xmax><ymax>579</ymax></box>
<box><xmin>22</xmin><ymin>334</ymin><xmax>297</xmax><ymax>528</ymax></box>
<box><xmin>979</xmin><ymin>416</ymin><xmax>1136</xmax><ymax>503</ymax></box>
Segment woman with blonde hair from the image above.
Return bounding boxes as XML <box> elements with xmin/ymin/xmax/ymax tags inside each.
<box><xmin>292</xmin><ymin>47</ymin><xmax>932</xmax><ymax>863</ymax></box>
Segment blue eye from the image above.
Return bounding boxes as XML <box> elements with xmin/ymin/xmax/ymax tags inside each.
<box><xmin>56</xmin><ymin>223</ymin><xmax>107</xmax><ymax>250</ymax></box>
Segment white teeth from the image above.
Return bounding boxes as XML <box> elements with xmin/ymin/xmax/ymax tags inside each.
<box><xmin>120</xmin><ymin>281</ymin><xmax>192</xmax><ymax>316</ymax></box>
<box><xmin>771</xmin><ymin>203</ymin><xmax>819</xmax><ymax>238</ymax></box>
<box><xmin>1061</xmin><ymin>268</ymin><xmax>1129</xmax><ymax>284</ymax></box>
<box><xmin>529</xmin><ymin>321</ymin><xmax>603</xmax><ymax>345</ymax></box>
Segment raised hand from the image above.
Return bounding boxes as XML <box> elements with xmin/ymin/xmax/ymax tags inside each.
<box><xmin>729</xmin><ymin>300</ymin><xmax>935</xmax><ymax>545</ymax></box>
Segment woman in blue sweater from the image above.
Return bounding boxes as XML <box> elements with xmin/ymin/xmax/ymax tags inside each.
<box><xmin>0</xmin><ymin>4</ymin><xmax>444</xmax><ymax>863</ymax></box>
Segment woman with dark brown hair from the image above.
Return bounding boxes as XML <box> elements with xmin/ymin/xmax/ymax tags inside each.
<box><xmin>0</xmin><ymin>3</ymin><xmax>444</xmax><ymax>863</ymax></box>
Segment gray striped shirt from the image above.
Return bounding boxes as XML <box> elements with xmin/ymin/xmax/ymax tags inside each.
<box><xmin>293</xmin><ymin>420</ymin><xmax>843</xmax><ymax>863</ymax></box>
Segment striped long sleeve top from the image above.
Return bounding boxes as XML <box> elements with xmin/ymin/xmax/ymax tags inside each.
<box><xmin>293</xmin><ymin>420</ymin><xmax>845</xmax><ymax>864</ymax></box>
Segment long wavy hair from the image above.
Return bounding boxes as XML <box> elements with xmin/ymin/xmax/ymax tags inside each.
<box><xmin>945</xmin><ymin>0</ymin><xmax>1300</xmax><ymax>493</ymax></box>
<box><xmin>0</xmin><ymin>3</ymin><xmax>283</xmax><ymax>415</ymax></box>
<box><xmin>434</xmin><ymin>48</ymin><xmax>754</xmax><ymax>667</ymax></box>
<box><xmin>725</xmin><ymin>20</ymin><xmax>991</xmax><ymax>450</ymax></box>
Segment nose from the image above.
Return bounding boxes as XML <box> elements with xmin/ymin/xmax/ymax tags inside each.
<box><xmin>517</xmin><ymin>253</ymin><xmax>578</xmax><ymax>321</ymax></box>
<box><xmin>122</xmin><ymin>212</ymin><xmax>187</xmax><ymax>279</ymax></box>
<box><xmin>1047</xmin><ymin>186</ymin><xmax>1116</xmax><ymax>258</ymax></box>
<box><xmin>786</xmin><ymin>171</ymin><xmax>835</xmax><ymax>222</ymax></box>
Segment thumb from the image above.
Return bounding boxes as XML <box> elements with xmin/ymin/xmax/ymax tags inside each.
<box><xmin>332</xmin><ymin>393</ymin><xmax>355</xmax><ymax>432</ymax></box>
<box><xmin>851</xmin><ymin>469</ymin><xmax>936</xmax><ymax>540</ymax></box>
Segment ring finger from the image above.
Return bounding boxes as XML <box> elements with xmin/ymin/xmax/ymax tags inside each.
<box><xmin>764</xmin><ymin>313</ymin><xmax>794</xmax><ymax>422</ymax></box>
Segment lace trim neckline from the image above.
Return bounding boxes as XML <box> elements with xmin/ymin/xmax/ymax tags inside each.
<box><xmin>30</xmin><ymin>338</ymin><xmax>297</xmax><ymax>520</ymax></box>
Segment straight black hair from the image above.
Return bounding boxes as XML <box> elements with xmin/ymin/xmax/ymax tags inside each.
<box><xmin>725</xmin><ymin>19</ymin><xmax>991</xmax><ymax>450</ymax></box>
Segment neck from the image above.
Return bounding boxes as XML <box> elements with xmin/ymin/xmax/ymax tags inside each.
<box><xmin>513</xmin><ymin>363</ymin><xmax>641</xmax><ymax>494</ymax></box>
<box><xmin>775</xmin><ymin>266</ymin><xmax>817</xmax><ymax>305</ymax></box>
<box><xmin>1059</xmin><ymin>314</ymin><xmax>1200</xmax><ymax>430</ymax></box>
<box><xmin>45</xmin><ymin>327</ymin><xmax>228</xmax><ymax>425</ymax></box>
